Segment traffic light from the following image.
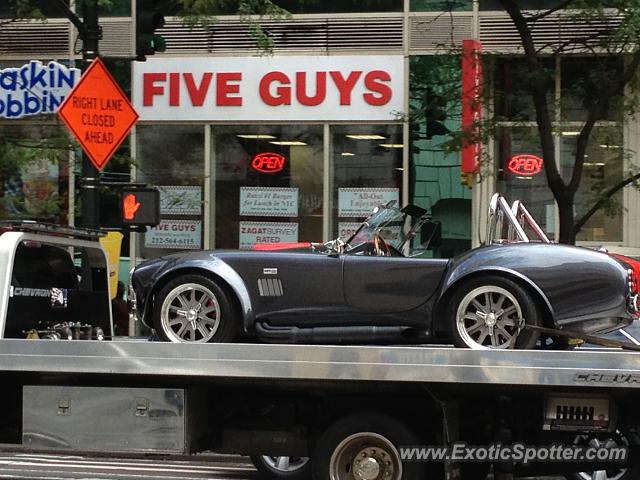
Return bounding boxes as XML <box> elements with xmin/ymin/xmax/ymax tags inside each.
<box><xmin>424</xmin><ymin>89</ymin><xmax>450</xmax><ymax>139</ymax></box>
<box><xmin>121</xmin><ymin>187</ymin><xmax>160</xmax><ymax>227</ymax></box>
<box><xmin>136</xmin><ymin>0</ymin><xmax>166</xmax><ymax>61</ymax></box>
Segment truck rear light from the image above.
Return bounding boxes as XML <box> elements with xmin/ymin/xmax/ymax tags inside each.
<box><xmin>544</xmin><ymin>393</ymin><xmax>613</xmax><ymax>432</ymax></box>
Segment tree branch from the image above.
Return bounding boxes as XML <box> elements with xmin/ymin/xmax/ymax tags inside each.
<box><xmin>524</xmin><ymin>0</ymin><xmax>576</xmax><ymax>22</ymax></box>
<box><xmin>573</xmin><ymin>171</ymin><xmax>640</xmax><ymax>234</ymax></box>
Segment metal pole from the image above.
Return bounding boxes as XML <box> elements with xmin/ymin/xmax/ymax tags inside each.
<box><xmin>80</xmin><ymin>0</ymin><xmax>100</xmax><ymax>229</ymax></box>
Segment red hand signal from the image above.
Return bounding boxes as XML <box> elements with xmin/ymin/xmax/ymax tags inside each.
<box><xmin>123</xmin><ymin>193</ymin><xmax>141</xmax><ymax>220</ymax></box>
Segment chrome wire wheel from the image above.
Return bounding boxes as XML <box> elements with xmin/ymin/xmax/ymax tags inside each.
<box><xmin>456</xmin><ymin>285</ymin><xmax>524</xmax><ymax>349</ymax></box>
<box><xmin>329</xmin><ymin>432</ymin><xmax>402</xmax><ymax>480</ymax></box>
<box><xmin>160</xmin><ymin>283</ymin><xmax>221</xmax><ymax>343</ymax></box>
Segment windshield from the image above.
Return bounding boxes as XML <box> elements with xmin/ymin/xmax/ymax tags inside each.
<box><xmin>344</xmin><ymin>206</ymin><xmax>408</xmax><ymax>251</ymax></box>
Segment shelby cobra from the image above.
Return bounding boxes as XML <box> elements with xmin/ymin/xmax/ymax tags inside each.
<box><xmin>129</xmin><ymin>194</ymin><xmax>640</xmax><ymax>349</ymax></box>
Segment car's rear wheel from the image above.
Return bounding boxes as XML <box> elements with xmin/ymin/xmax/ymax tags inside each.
<box><xmin>447</xmin><ymin>275</ymin><xmax>541</xmax><ymax>349</ymax></box>
<box><xmin>153</xmin><ymin>274</ymin><xmax>237</xmax><ymax>343</ymax></box>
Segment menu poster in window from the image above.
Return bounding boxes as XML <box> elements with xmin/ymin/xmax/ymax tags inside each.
<box><xmin>339</xmin><ymin>222</ymin><xmax>402</xmax><ymax>243</ymax></box>
<box><xmin>158</xmin><ymin>186</ymin><xmax>202</xmax><ymax>215</ymax></box>
<box><xmin>145</xmin><ymin>220</ymin><xmax>202</xmax><ymax>249</ymax></box>
<box><xmin>338</xmin><ymin>188</ymin><xmax>399</xmax><ymax>217</ymax></box>
<box><xmin>239</xmin><ymin>222</ymin><xmax>298</xmax><ymax>250</ymax></box>
<box><xmin>240</xmin><ymin>187</ymin><xmax>298</xmax><ymax>217</ymax></box>
<box><xmin>338</xmin><ymin>222</ymin><xmax>361</xmax><ymax>239</ymax></box>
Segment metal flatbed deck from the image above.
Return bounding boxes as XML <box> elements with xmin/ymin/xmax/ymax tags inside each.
<box><xmin>1</xmin><ymin>339</ymin><xmax>639</xmax><ymax>389</ymax></box>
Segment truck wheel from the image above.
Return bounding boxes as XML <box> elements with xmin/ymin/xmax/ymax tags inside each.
<box><xmin>568</xmin><ymin>431</ymin><xmax>637</xmax><ymax>480</ymax></box>
<box><xmin>312</xmin><ymin>413</ymin><xmax>426</xmax><ymax>480</ymax></box>
<box><xmin>153</xmin><ymin>274</ymin><xmax>237</xmax><ymax>343</ymax></box>
<box><xmin>250</xmin><ymin>455</ymin><xmax>311</xmax><ymax>479</ymax></box>
<box><xmin>448</xmin><ymin>276</ymin><xmax>541</xmax><ymax>349</ymax></box>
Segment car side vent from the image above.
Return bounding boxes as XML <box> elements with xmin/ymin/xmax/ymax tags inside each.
<box><xmin>258</xmin><ymin>278</ymin><xmax>283</xmax><ymax>297</ymax></box>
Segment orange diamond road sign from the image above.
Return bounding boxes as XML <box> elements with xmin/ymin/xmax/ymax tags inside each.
<box><xmin>58</xmin><ymin>57</ymin><xmax>138</xmax><ymax>171</ymax></box>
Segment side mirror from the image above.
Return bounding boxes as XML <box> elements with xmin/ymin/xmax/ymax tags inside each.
<box><xmin>420</xmin><ymin>220</ymin><xmax>442</xmax><ymax>249</ymax></box>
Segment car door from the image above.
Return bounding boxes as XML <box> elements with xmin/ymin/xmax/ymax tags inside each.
<box><xmin>343</xmin><ymin>254</ymin><xmax>449</xmax><ymax>313</ymax></box>
<box><xmin>222</xmin><ymin>251</ymin><xmax>347</xmax><ymax>324</ymax></box>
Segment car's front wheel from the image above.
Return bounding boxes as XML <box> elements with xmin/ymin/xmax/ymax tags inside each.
<box><xmin>447</xmin><ymin>275</ymin><xmax>541</xmax><ymax>349</ymax></box>
<box><xmin>152</xmin><ymin>274</ymin><xmax>238</xmax><ymax>343</ymax></box>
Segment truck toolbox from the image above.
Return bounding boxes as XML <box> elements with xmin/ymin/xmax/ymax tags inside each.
<box><xmin>22</xmin><ymin>386</ymin><xmax>206</xmax><ymax>454</ymax></box>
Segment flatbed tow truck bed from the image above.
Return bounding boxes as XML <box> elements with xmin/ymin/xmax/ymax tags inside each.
<box><xmin>1</xmin><ymin>344</ymin><xmax>640</xmax><ymax>480</ymax></box>
<box><xmin>0</xmin><ymin>339</ymin><xmax>639</xmax><ymax>390</ymax></box>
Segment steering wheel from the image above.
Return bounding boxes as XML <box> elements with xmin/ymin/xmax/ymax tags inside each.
<box><xmin>373</xmin><ymin>233</ymin><xmax>391</xmax><ymax>256</ymax></box>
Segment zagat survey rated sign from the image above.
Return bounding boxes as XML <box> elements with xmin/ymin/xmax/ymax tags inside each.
<box><xmin>58</xmin><ymin>58</ymin><xmax>139</xmax><ymax>171</ymax></box>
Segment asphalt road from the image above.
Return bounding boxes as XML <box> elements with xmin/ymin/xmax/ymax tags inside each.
<box><xmin>0</xmin><ymin>451</ymin><xmax>568</xmax><ymax>480</ymax></box>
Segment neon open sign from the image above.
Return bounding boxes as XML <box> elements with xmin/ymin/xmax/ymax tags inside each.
<box><xmin>508</xmin><ymin>154</ymin><xmax>543</xmax><ymax>176</ymax></box>
<box><xmin>251</xmin><ymin>152</ymin><xmax>286</xmax><ymax>174</ymax></box>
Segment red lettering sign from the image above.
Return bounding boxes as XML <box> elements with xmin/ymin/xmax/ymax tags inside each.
<box><xmin>508</xmin><ymin>154</ymin><xmax>544</xmax><ymax>176</ymax></box>
<box><xmin>251</xmin><ymin>152</ymin><xmax>286</xmax><ymax>173</ymax></box>
<box><xmin>461</xmin><ymin>39</ymin><xmax>483</xmax><ymax>174</ymax></box>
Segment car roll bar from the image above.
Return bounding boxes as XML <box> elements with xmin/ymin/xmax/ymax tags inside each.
<box><xmin>487</xmin><ymin>193</ymin><xmax>551</xmax><ymax>245</ymax></box>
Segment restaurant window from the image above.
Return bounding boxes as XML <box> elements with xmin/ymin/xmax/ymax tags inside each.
<box><xmin>0</xmin><ymin>124</ymin><xmax>70</xmax><ymax>224</ymax></box>
<box><xmin>480</xmin><ymin>0</ymin><xmax>562</xmax><ymax>9</ymax></box>
<box><xmin>136</xmin><ymin>125</ymin><xmax>204</xmax><ymax>259</ymax></box>
<box><xmin>494</xmin><ymin>58</ymin><xmax>555</xmax><ymax>122</ymax></box>
<box><xmin>493</xmin><ymin>57</ymin><xmax>625</xmax><ymax>243</ymax></box>
<box><xmin>561</xmin><ymin>57</ymin><xmax>623</xmax><ymax>122</ymax></box>
<box><xmin>495</xmin><ymin>127</ymin><xmax>555</xmax><ymax>239</ymax></box>
<box><xmin>561</xmin><ymin>127</ymin><xmax>623</xmax><ymax>242</ymax></box>
<box><xmin>168</xmin><ymin>0</ymin><xmax>402</xmax><ymax>14</ymax></box>
<box><xmin>330</xmin><ymin>125</ymin><xmax>403</xmax><ymax>241</ymax></box>
<box><xmin>212</xmin><ymin>125</ymin><xmax>323</xmax><ymax>249</ymax></box>
<box><xmin>411</xmin><ymin>0</ymin><xmax>472</xmax><ymax>11</ymax></box>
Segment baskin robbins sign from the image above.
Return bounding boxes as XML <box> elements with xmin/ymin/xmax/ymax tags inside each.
<box><xmin>0</xmin><ymin>60</ymin><xmax>80</xmax><ymax>119</ymax></box>
<box><xmin>132</xmin><ymin>55</ymin><xmax>404</xmax><ymax>121</ymax></box>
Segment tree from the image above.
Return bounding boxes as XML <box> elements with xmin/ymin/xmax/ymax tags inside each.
<box><xmin>494</xmin><ymin>0</ymin><xmax>640</xmax><ymax>244</ymax></box>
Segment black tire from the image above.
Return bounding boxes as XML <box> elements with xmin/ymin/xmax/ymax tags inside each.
<box><xmin>566</xmin><ymin>430</ymin><xmax>638</xmax><ymax>480</ymax></box>
<box><xmin>447</xmin><ymin>275</ymin><xmax>542</xmax><ymax>349</ymax></box>
<box><xmin>461</xmin><ymin>463</ymin><xmax>491</xmax><ymax>480</ymax></box>
<box><xmin>312</xmin><ymin>412</ymin><xmax>428</xmax><ymax>480</ymax></box>
<box><xmin>250</xmin><ymin>455</ymin><xmax>311</xmax><ymax>480</ymax></box>
<box><xmin>152</xmin><ymin>274</ymin><xmax>238</xmax><ymax>343</ymax></box>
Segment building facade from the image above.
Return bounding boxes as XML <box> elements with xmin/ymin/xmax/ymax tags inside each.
<box><xmin>1</xmin><ymin>0</ymin><xmax>638</xmax><ymax>267</ymax></box>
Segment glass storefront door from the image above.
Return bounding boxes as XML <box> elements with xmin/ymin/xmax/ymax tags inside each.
<box><xmin>134</xmin><ymin>123</ymin><xmax>403</xmax><ymax>258</ymax></box>
<box><xmin>212</xmin><ymin>125</ymin><xmax>323</xmax><ymax>249</ymax></box>
<box><xmin>330</xmin><ymin>125</ymin><xmax>403</xmax><ymax>241</ymax></box>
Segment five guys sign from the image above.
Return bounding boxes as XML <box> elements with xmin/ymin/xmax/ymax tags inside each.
<box><xmin>132</xmin><ymin>56</ymin><xmax>403</xmax><ymax>122</ymax></box>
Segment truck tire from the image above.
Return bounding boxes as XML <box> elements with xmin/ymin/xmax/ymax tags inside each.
<box><xmin>312</xmin><ymin>412</ymin><xmax>427</xmax><ymax>480</ymax></box>
<box><xmin>447</xmin><ymin>275</ymin><xmax>541</xmax><ymax>349</ymax></box>
<box><xmin>568</xmin><ymin>431</ymin><xmax>638</xmax><ymax>480</ymax></box>
<box><xmin>153</xmin><ymin>274</ymin><xmax>238</xmax><ymax>343</ymax></box>
<box><xmin>251</xmin><ymin>455</ymin><xmax>311</xmax><ymax>480</ymax></box>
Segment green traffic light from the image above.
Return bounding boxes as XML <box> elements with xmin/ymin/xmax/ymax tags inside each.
<box><xmin>151</xmin><ymin>35</ymin><xmax>167</xmax><ymax>52</ymax></box>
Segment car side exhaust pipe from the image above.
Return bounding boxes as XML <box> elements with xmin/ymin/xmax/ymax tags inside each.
<box><xmin>255</xmin><ymin>322</ymin><xmax>409</xmax><ymax>344</ymax></box>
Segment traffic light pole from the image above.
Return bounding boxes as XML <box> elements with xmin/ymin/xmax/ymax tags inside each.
<box><xmin>80</xmin><ymin>0</ymin><xmax>101</xmax><ymax>229</ymax></box>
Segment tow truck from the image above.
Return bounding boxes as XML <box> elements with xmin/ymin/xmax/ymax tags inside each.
<box><xmin>0</xmin><ymin>220</ymin><xmax>639</xmax><ymax>480</ymax></box>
